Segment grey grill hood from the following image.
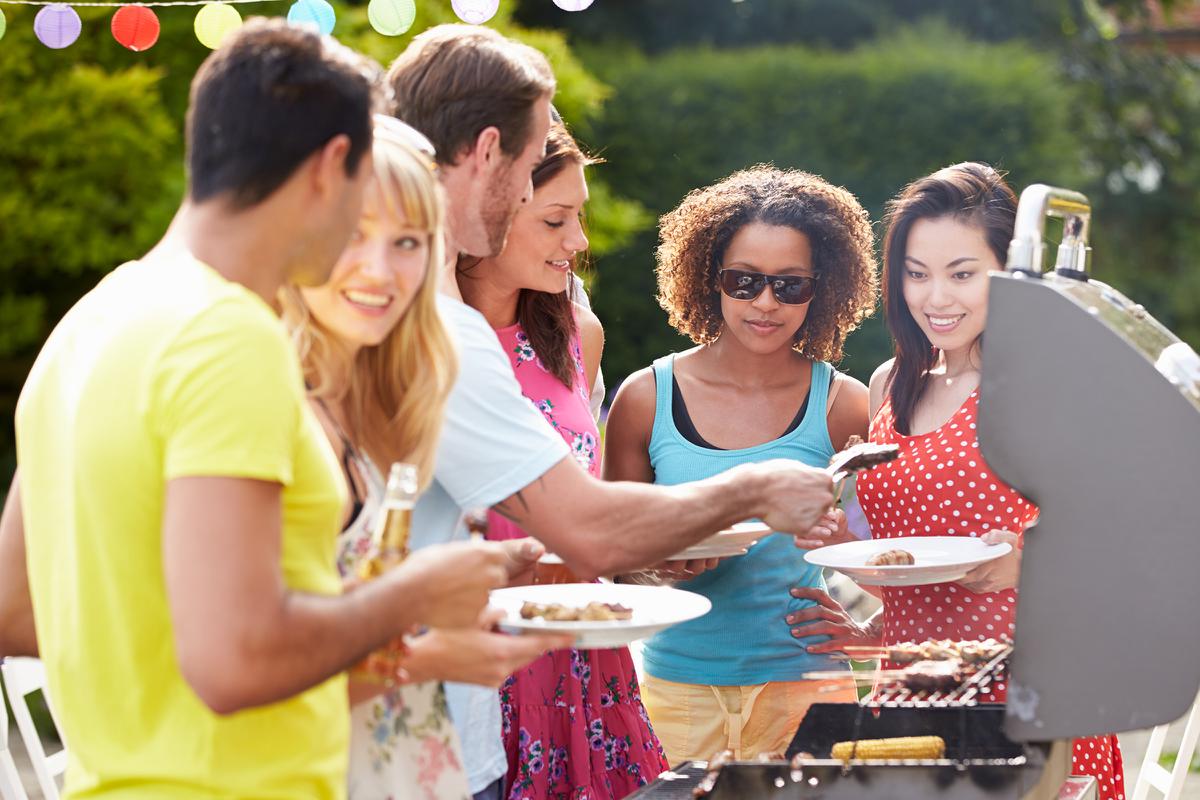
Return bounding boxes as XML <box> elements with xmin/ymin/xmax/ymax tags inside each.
<box><xmin>975</xmin><ymin>185</ymin><xmax>1200</xmax><ymax>742</ymax></box>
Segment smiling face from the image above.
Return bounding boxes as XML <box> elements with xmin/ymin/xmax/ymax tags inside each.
<box><xmin>717</xmin><ymin>221</ymin><xmax>815</xmax><ymax>355</ymax></box>
<box><xmin>484</xmin><ymin>161</ymin><xmax>589</xmax><ymax>296</ymax></box>
<box><xmin>299</xmin><ymin>179</ymin><xmax>432</xmax><ymax>351</ymax></box>
<box><xmin>901</xmin><ymin>216</ymin><xmax>999</xmax><ymax>354</ymax></box>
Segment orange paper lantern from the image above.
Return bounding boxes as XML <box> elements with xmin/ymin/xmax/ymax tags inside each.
<box><xmin>111</xmin><ymin>5</ymin><xmax>160</xmax><ymax>51</ymax></box>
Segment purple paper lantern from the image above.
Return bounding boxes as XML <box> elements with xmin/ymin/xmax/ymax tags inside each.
<box><xmin>451</xmin><ymin>0</ymin><xmax>498</xmax><ymax>25</ymax></box>
<box><xmin>34</xmin><ymin>4</ymin><xmax>82</xmax><ymax>49</ymax></box>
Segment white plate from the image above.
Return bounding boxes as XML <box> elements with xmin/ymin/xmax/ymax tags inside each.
<box><xmin>671</xmin><ymin>521</ymin><xmax>771</xmax><ymax>560</ymax></box>
<box><xmin>803</xmin><ymin>536</ymin><xmax>1012</xmax><ymax>586</ymax></box>
<box><xmin>492</xmin><ymin>583</ymin><xmax>712</xmax><ymax>649</ymax></box>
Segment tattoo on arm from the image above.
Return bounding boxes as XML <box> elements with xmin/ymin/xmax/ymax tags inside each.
<box><xmin>491</xmin><ymin>476</ymin><xmax>546</xmax><ymax>525</ymax></box>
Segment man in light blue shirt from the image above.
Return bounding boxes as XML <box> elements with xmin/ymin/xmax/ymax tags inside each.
<box><xmin>389</xmin><ymin>25</ymin><xmax>837</xmax><ymax>799</ymax></box>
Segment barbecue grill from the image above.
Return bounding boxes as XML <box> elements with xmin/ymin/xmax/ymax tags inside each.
<box><xmin>628</xmin><ymin>184</ymin><xmax>1200</xmax><ymax>800</ymax></box>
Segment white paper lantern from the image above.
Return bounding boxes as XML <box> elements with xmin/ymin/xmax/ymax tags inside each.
<box><xmin>451</xmin><ymin>0</ymin><xmax>498</xmax><ymax>25</ymax></box>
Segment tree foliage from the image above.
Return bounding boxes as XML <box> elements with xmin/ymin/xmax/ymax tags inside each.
<box><xmin>0</xmin><ymin>1</ymin><xmax>639</xmax><ymax>476</ymax></box>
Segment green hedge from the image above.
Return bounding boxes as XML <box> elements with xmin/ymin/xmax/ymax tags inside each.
<box><xmin>585</xmin><ymin>24</ymin><xmax>1083</xmax><ymax>385</ymax></box>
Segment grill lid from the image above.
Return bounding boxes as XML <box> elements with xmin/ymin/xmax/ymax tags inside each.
<box><xmin>978</xmin><ymin>185</ymin><xmax>1200</xmax><ymax>741</ymax></box>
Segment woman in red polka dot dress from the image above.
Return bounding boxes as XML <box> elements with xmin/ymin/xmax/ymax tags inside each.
<box><xmin>789</xmin><ymin>164</ymin><xmax>1124</xmax><ymax>799</ymax></box>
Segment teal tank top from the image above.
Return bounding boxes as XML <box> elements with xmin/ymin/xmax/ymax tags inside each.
<box><xmin>641</xmin><ymin>355</ymin><xmax>848</xmax><ymax>686</ymax></box>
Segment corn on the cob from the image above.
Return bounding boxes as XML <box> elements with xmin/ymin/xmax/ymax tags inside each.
<box><xmin>830</xmin><ymin>735</ymin><xmax>946</xmax><ymax>761</ymax></box>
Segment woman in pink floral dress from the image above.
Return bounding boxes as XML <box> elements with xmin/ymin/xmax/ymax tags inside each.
<box><xmin>459</xmin><ymin>122</ymin><xmax>668</xmax><ymax>800</ymax></box>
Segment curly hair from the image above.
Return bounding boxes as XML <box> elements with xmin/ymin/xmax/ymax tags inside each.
<box><xmin>655</xmin><ymin>164</ymin><xmax>878</xmax><ymax>363</ymax></box>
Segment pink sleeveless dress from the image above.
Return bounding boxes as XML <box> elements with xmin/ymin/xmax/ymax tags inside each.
<box><xmin>857</xmin><ymin>390</ymin><xmax>1124</xmax><ymax>800</ymax></box>
<box><xmin>487</xmin><ymin>322</ymin><xmax>668</xmax><ymax>799</ymax></box>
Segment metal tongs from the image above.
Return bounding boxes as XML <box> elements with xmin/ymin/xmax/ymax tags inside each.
<box><xmin>826</xmin><ymin>438</ymin><xmax>900</xmax><ymax>506</ymax></box>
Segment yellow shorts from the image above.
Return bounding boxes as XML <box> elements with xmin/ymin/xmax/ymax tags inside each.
<box><xmin>641</xmin><ymin>673</ymin><xmax>858</xmax><ymax>766</ymax></box>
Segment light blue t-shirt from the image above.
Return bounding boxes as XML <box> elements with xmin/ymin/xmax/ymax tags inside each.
<box><xmin>641</xmin><ymin>355</ymin><xmax>848</xmax><ymax>686</ymax></box>
<box><xmin>411</xmin><ymin>296</ymin><xmax>569</xmax><ymax>793</ymax></box>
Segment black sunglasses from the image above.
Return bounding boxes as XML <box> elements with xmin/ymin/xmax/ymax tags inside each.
<box><xmin>717</xmin><ymin>268</ymin><xmax>818</xmax><ymax>305</ymax></box>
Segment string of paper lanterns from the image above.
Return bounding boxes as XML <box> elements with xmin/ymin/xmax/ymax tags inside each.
<box><xmin>0</xmin><ymin>0</ymin><xmax>595</xmax><ymax>49</ymax></box>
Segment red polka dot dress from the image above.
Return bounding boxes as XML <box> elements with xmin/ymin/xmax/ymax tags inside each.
<box><xmin>857</xmin><ymin>389</ymin><xmax>1124</xmax><ymax>800</ymax></box>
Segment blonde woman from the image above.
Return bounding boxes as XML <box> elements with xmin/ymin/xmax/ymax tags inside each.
<box><xmin>281</xmin><ymin>118</ymin><xmax>467</xmax><ymax>799</ymax></box>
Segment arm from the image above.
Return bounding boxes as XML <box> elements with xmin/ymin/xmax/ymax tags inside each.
<box><xmin>601</xmin><ymin>367</ymin><xmax>656</xmax><ymax>484</ymax></box>
<box><xmin>438</xmin><ymin>303</ymin><xmax>831</xmax><ymax>581</ymax></box>
<box><xmin>402</xmin><ymin>608</ymin><xmax>573</xmax><ymax>689</ymax></box>
<box><xmin>794</xmin><ymin>373</ymin><xmax>871</xmax><ymax>549</ymax></box>
<box><xmin>826</xmin><ymin>372</ymin><xmax>870</xmax><ymax>451</ymax></box>
<box><xmin>494</xmin><ymin>454</ymin><xmax>831</xmax><ymax>581</ymax></box>
<box><xmin>575</xmin><ymin>303</ymin><xmax>604</xmax><ymax>398</ymax></box>
<box><xmin>787</xmin><ymin>586</ymin><xmax>883</xmax><ymax>653</ymax></box>
<box><xmin>163</xmin><ymin>476</ymin><xmax>509</xmax><ymax>715</ymax></box>
<box><xmin>868</xmin><ymin>358</ymin><xmax>895</xmax><ymax>422</ymax></box>
<box><xmin>0</xmin><ymin>472</ymin><xmax>37</xmax><ymax>657</ymax></box>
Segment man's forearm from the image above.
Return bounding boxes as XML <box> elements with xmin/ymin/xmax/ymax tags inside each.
<box><xmin>499</xmin><ymin>461</ymin><xmax>777</xmax><ymax>579</ymax></box>
<box><xmin>179</xmin><ymin>568</ymin><xmax>428</xmax><ymax>714</ymax></box>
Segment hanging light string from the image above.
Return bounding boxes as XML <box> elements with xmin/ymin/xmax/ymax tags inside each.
<box><xmin>0</xmin><ymin>0</ymin><xmax>278</xmax><ymax>6</ymax></box>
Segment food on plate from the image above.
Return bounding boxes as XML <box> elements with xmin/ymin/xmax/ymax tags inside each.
<box><xmin>831</xmin><ymin>735</ymin><xmax>946</xmax><ymax>762</ymax></box>
<box><xmin>519</xmin><ymin>601</ymin><xmax>633</xmax><ymax>622</ymax></box>
<box><xmin>866</xmin><ymin>548</ymin><xmax>915</xmax><ymax>566</ymax></box>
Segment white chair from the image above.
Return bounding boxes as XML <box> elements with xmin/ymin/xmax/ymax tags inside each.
<box><xmin>1</xmin><ymin>659</ymin><xmax>64</xmax><ymax>800</ymax></box>
<box><xmin>1132</xmin><ymin>689</ymin><xmax>1200</xmax><ymax>800</ymax></box>
<box><xmin>1</xmin><ymin>672</ymin><xmax>30</xmax><ymax>800</ymax></box>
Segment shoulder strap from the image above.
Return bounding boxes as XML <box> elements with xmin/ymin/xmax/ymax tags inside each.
<box><xmin>649</xmin><ymin>355</ymin><xmax>676</xmax><ymax>440</ymax></box>
<box><xmin>808</xmin><ymin>361</ymin><xmax>833</xmax><ymax>417</ymax></box>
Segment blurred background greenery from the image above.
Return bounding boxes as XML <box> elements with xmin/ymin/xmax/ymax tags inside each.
<box><xmin>1</xmin><ymin>0</ymin><xmax>1198</xmax><ymax>487</ymax></box>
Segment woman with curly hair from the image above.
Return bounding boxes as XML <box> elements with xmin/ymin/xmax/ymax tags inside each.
<box><xmin>604</xmin><ymin>164</ymin><xmax>878</xmax><ymax>763</ymax></box>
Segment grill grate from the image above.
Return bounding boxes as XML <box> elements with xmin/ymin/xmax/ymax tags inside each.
<box><xmin>866</xmin><ymin>645</ymin><xmax>1012</xmax><ymax>708</ymax></box>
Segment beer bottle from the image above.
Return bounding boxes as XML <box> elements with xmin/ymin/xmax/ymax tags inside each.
<box><xmin>358</xmin><ymin>462</ymin><xmax>418</xmax><ymax>580</ymax></box>
<box><xmin>355</xmin><ymin>462</ymin><xmax>419</xmax><ymax>684</ymax></box>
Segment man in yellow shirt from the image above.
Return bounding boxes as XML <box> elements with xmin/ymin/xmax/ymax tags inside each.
<box><xmin>0</xmin><ymin>20</ymin><xmax>511</xmax><ymax>799</ymax></box>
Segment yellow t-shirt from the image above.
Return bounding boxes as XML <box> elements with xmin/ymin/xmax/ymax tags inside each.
<box><xmin>15</xmin><ymin>254</ymin><xmax>349</xmax><ymax>798</ymax></box>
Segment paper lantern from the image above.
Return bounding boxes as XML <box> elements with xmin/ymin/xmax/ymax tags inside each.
<box><xmin>111</xmin><ymin>5</ymin><xmax>160</xmax><ymax>51</ymax></box>
<box><xmin>0</xmin><ymin>8</ymin><xmax>7</xmax><ymax>42</ymax></box>
<box><xmin>552</xmin><ymin>0</ymin><xmax>594</xmax><ymax>9</ymax></box>
<box><xmin>367</xmin><ymin>0</ymin><xmax>415</xmax><ymax>36</ymax></box>
<box><xmin>287</xmin><ymin>0</ymin><xmax>335</xmax><ymax>35</ymax></box>
<box><xmin>194</xmin><ymin>2</ymin><xmax>242</xmax><ymax>49</ymax></box>
<box><xmin>451</xmin><ymin>0</ymin><xmax>497</xmax><ymax>25</ymax></box>
<box><xmin>34</xmin><ymin>4</ymin><xmax>82</xmax><ymax>49</ymax></box>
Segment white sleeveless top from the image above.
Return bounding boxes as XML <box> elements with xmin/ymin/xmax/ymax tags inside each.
<box><xmin>338</xmin><ymin>454</ymin><xmax>471</xmax><ymax>800</ymax></box>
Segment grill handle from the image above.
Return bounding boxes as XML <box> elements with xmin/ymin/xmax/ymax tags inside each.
<box><xmin>1006</xmin><ymin>184</ymin><xmax>1092</xmax><ymax>278</ymax></box>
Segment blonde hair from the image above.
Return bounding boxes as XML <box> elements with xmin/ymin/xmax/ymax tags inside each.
<box><xmin>281</xmin><ymin>127</ymin><xmax>457</xmax><ymax>489</ymax></box>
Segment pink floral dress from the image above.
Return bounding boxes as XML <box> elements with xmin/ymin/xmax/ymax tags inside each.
<box><xmin>487</xmin><ymin>321</ymin><xmax>669</xmax><ymax>800</ymax></box>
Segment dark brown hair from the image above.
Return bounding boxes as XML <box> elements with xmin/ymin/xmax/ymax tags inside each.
<box><xmin>186</xmin><ymin>19</ymin><xmax>378</xmax><ymax>209</ymax></box>
<box><xmin>656</xmin><ymin>165</ymin><xmax>878</xmax><ymax>362</ymax></box>
<box><xmin>386</xmin><ymin>25</ymin><xmax>555</xmax><ymax>166</ymax></box>
<box><xmin>460</xmin><ymin>123</ymin><xmax>599</xmax><ymax>388</ymax></box>
<box><xmin>516</xmin><ymin>124</ymin><xmax>599</xmax><ymax>387</ymax></box>
<box><xmin>881</xmin><ymin>162</ymin><xmax>1017</xmax><ymax>434</ymax></box>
